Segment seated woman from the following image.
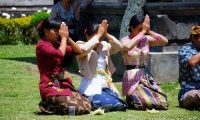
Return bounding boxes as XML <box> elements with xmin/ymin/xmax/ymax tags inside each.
<box><xmin>178</xmin><ymin>25</ymin><xmax>200</xmax><ymax>110</ymax></box>
<box><xmin>36</xmin><ymin>17</ymin><xmax>91</xmax><ymax>115</ymax></box>
<box><xmin>121</xmin><ymin>13</ymin><xmax>169</xmax><ymax>110</ymax></box>
<box><xmin>76</xmin><ymin>20</ymin><xmax>127</xmax><ymax>112</ymax></box>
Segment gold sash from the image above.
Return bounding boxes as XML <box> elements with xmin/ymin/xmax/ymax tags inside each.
<box><xmin>95</xmin><ymin>69</ymin><xmax>120</xmax><ymax>94</ymax></box>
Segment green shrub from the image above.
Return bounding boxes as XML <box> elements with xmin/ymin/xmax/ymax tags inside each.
<box><xmin>30</xmin><ymin>10</ymin><xmax>50</xmax><ymax>27</ymax></box>
<box><xmin>0</xmin><ymin>10</ymin><xmax>50</xmax><ymax>45</ymax></box>
<box><xmin>0</xmin><ymin>17</ymin><xmax>17</xmax><ymax>45</ymax></box>
<box><xmin>14</xmin><ymin>16</ymin><xmax>40</xmax><ymax>45</ymax></box>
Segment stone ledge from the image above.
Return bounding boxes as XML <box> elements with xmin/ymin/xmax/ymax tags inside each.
<box><xmin>149</xmin><ymin>52</ymin><xmax>178</xmax><ymax>84</ymax></box>
<box><xmin>1</xmin><ymin>2</ymin><xmax>200</xmax><ymax>16</ymax></box>
<box><xmin>85</xmin><ymin>2</ymin><xmax>200</xmax><ymax>16</ymax></box>
<box><xmin>0</xmin><ymin>6</ymin><xmax>52</xmax><ymax>17</ymax></box>
<box><xmin>111</xmin><ymin>51</ymin><xmax>179</xmax><ymax>84</ymax></box>
<box><xmin>145</xmin><ymin>2</ymin><xmax>200</xmax><ymax>16</ymax></box>
<box><xmin>0</xmin><ymin>0</ymin><xmax>53</xmax><ymax>6</ymax></box>
<box><xmin>84</xmin><ymin>2</ymin><xmax>127</xmax><ymax>15</ymax></box>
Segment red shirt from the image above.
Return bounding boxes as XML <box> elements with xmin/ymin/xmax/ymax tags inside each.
<box><xmin>36</xmin><ymin>39</ymin><xmax>75</xmax><ymax>99</ymax></box>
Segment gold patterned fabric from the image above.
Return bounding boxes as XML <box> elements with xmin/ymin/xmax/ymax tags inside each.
<box><xmin>38</xmin><ymin>81</ymin><xmax>92</xmax><ymax>115</ymax></box>
<box><xmin>38</xmin><ymin>91</ymin><xmax>92</xmax><ymax>115</ymax></box>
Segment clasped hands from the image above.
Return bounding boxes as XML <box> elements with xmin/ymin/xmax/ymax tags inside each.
<box><xmin>96</xmin><ymin>19</ymin><xmax>113</xmax><ymax>43</ymax></box>
<box><xmin>141</xmin><ymin>14</ymin><xmax>151</xmax><ymax>35</ymax></box>
<box><xmin>59</xmin><ymin>22</ymin><xmax>71</xmax><ymax>42</ymax></box>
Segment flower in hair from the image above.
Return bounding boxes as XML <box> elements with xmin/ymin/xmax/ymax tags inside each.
<box><xmin>37</xmin><ymin>21</ymin><xmax>43</xmax><ymax>29</ymax></box>
<box><xmin>84</xmin><ymin>28</ymin><xmax>87</xmax><ymax>34</ymax></box>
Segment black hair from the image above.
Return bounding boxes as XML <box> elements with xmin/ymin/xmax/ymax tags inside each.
<box><xmin>85</xmin><ymin>23</ymin><xmax>99</xmax><ymax>36</ymax></box>
<box><xmin>128</xmin><ymin>13</ymin><xmax>145</xmax><ymax>32</ymax></box>
<box><xmin>193</xmin><ymin>35</ymin><xmax>199</xmax><ymax>40</ymax></box>
<box><xmin>190</xmin><ymin>34</ymin><xmax>197</xmax><ymax>40</ymax></box>
<box><xmin>37</xmin><ymin>17</ymin><xmax>61</xmax><ymax>38</ymax></box>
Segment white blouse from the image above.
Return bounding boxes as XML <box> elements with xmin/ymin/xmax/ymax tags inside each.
<box><xmin>78</xmin><ymin>54</ymin><xmax>108</xmax><ymax>96</ymax></box>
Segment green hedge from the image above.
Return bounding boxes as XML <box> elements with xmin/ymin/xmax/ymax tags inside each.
<box><xmin>0</xmin><ymin>10</ymin><xmax>50</xmax><ymax>45</ymax></box>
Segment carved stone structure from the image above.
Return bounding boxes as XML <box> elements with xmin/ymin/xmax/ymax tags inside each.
<box><xmin>119</xmin><ymin>0</ymin><xmax>146</xmax><ymax>40</ymax></box>
<box><xmin>0</xmin><ymin>0</ymin><xmax>200</xmax><ymax>83</ymax></box>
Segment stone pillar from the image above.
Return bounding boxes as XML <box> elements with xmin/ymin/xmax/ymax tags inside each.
<box><xmin>149</xmin><ymin>52</ymin><xmax>179</xmax><ymax>84</ymax></box>
<box><xmin>157</xmin><ymin>15</ymin><xmax>177</xmax><ymax>41</ymax></box>
<box><xmin>119</xmin><ymin>0</ymin><xmax>146</xmax><ymax>40</ymax></box>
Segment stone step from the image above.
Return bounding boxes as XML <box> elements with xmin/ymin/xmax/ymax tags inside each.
<box><xmin>149</xmin><ymin>52</ymin><xmax>178</xmax><ymax>84</ymax></box>
<box><xmin>111</xmin><ymin>52</ymin><xmax>179</xmax><ymax>84</ymax></box>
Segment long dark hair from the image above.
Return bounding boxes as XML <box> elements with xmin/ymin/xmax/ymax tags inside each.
<box><xmin>128</xmin><ymin>13</ymin><xmax>145</xmax><ymax>32</ymax></box>
<box><xmin>37</xmin><ymin>17</ymin><xmax>61</xmax><ymax>38</ymax></box>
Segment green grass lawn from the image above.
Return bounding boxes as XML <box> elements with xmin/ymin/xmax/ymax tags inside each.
<box><xmin>0</xmin><ymin>45</ymin><xmax>199</xmax><ymax>120</ymax></box>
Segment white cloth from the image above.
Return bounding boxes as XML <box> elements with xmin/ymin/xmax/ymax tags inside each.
<box><xmin>78</xmin><ymin>55</ymin><xmax>108</xmax><ymax>96</ymax></box>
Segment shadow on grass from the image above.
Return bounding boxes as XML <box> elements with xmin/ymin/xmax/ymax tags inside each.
<box><xmin>1</xmin><ymin>57</ymin><xmax>123</xmax><ymax>83</ymax></box>
<box><xmin>175</xmin><ymin>106</ymin><xmax>200</xmax><ymax>111</ymax></box>
<box><xmin>112</xmin><ymin>74</ymin><xmax>123</xmax><ymax>83</ymax></box>
<box><xmin>1</xmin><ymin>57</ymin><xmax>37</xmax><ymax>64</ymax></box>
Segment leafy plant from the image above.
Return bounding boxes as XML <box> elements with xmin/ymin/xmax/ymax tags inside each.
<box><xmin>13</xmin><ymin>15</ymin><xmax>36</xmax><ymax>45</ymax></box>
<box><xmin>0</xmin><ymin>17</ymin><xmax>16</xmax><ymax>45</ymax></box>
<box><xmin>30</xmin><ymin>10</ymin><xmax>50</xmax><ymax>27</ymax></box>
<box><xmin>0</xmin><ymin>10</ymin><xmax>50</xmax><ymax>45</ymax></box>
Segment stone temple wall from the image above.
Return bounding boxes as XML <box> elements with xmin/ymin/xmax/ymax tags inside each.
<box><xmin>0</xmin><ymin>0</ymin><xmax>200</xmax><ymax>83</ymax></box>
<box><xmin>78</xmin><ymin>1</ymin><xmax>200</xmax><ymax>84</ymax></box>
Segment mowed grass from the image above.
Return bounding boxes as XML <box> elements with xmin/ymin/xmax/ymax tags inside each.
<box><xmin>0</xmin><ymin>45</ymin><xmax>199</xmax><ymax>120</ymax></box>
